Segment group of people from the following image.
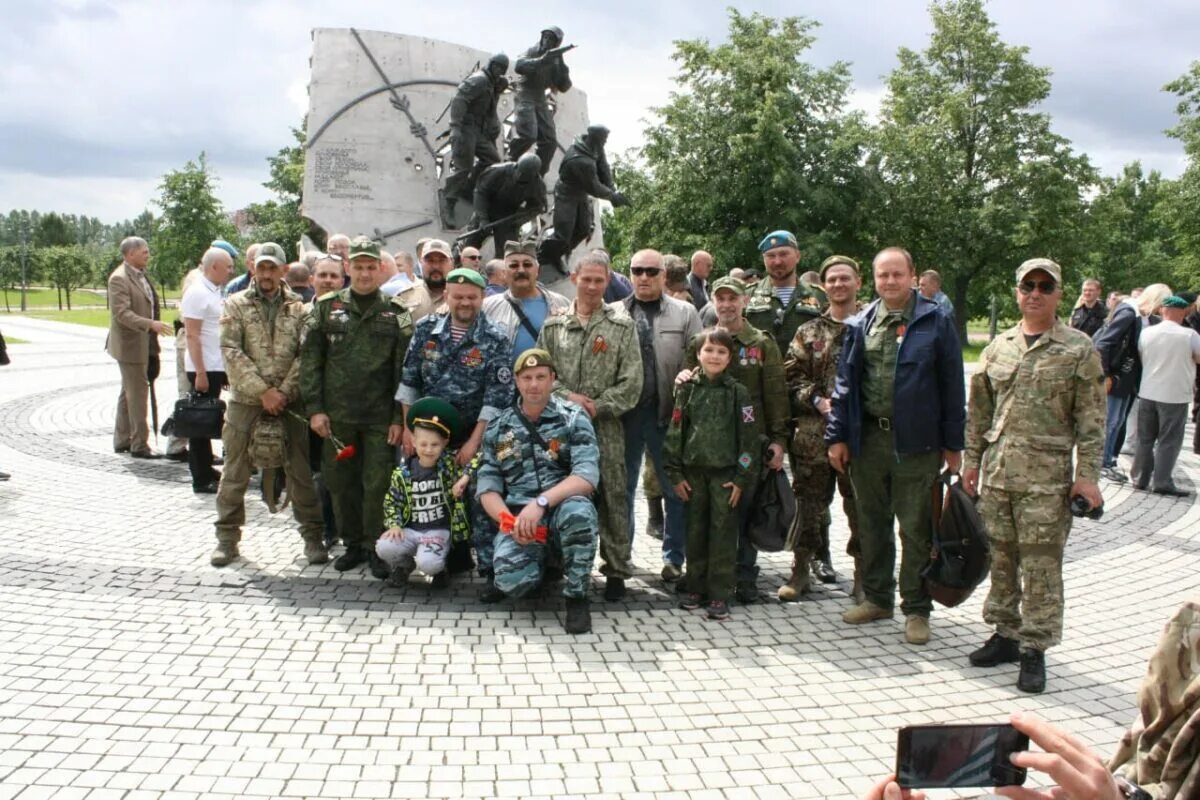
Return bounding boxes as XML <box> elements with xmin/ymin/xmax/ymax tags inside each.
<box><xmin>104</xmin><ymin>226</ymin><xmax>1200</xmax><ymax>692</ymax></box>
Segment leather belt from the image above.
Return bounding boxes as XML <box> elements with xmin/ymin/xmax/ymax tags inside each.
<box><xmin>864</xmin><ymin>413</ymin><xmax>892</xmax><ymax>431</ymax></box>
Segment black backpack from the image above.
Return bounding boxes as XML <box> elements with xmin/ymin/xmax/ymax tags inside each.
<box><xmin>921</xmin><ymin>470</ymin><xmax>991</xmax><ymax>607</ymax></box>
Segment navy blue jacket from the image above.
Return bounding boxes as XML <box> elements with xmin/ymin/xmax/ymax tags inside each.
<box><xmin>1092</xmin><ymin>302</ymin><xmax>1142</xmax><ymax>398</ymax></box>
<box><xmin>825</xmin><ymin>291</ymin><xmax>966</xmax><ymax>457</ymax></box>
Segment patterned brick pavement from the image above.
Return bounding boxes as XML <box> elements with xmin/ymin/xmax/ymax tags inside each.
<box><xmin>0</xmin><ymin>315</ymin><xmax>1196</xmax><ymax>799</ymax></box>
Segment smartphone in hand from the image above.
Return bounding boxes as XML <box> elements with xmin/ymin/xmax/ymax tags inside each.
<box><xmin>896</xmin><ymin>723</ymin><xmax>1029</xmax><ymax>789</ymax></box>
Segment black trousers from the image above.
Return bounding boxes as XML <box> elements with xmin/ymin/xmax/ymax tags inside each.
<box><xmin>186</xmin><ymin>370</ymin><xmax>225</xmax><ymax>487</ymax></box>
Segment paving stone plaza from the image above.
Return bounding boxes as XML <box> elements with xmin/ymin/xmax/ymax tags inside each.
<box><xmin>0</xmin><ymin>315</ymin><xmax>1197</xmax><ymax>799</ymax></box>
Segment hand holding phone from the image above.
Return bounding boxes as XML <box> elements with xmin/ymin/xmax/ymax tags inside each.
<box><xmin>897</xmin><ymin>724</ymin><xmax>1029</xmax><ymax>789</ymax></box>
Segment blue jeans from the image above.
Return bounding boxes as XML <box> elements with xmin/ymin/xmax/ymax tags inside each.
<box><xmin>1103</xmin><ymin>394</ymin><xmax>1133</xmax><ymax>468</ymax></box>
<box><xmin>623</xmin><ymin>405</ymin><xmax>686</xmax><ymax>567</ymax></box>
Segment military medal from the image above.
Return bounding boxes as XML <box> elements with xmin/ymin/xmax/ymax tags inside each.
<box><xmin>423</xmin><ymin>340</ymin><xmax>439</xmax><ymax>361</ymax></box>
<box><xmin>546</xmin><ymin>439</ymin><xmax>561</xmax><ymax>460</ymax></box>
<box><xmin>896</xmin><ymin>324</ymin><xmax>906</xmax><ymax>345</ymax></box>
<box><xmin>592</xmin><ymin>335</ymin><xmax>607</xmax><ymax>354</ymax></box>
<box><xmin>462</xmin><ymin>347</ymin><xmax>483</xmax><ymax>368</ymax></box>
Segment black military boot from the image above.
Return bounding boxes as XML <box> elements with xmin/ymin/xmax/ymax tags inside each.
<box><xmin>646</xmin><ymin>496</ymin><xmax>664</xmax><ymax>540</ymax></box>
<box><xmin>564</xmin><ymin>597</ymin><xmax>591</xmax><ymax>634</ymax></box>
<box><xmin>1018</xmin><ymin>649</ymin><xmax>1046</xmax><ymax>693</ymax></box>
<box><xmin>604</xmin><ymin>576</ymin><xmax>626</xmax><ymax>601</ymax></box>
<box><xmin>969</xmin><ymin>633</ymin><xmax>1020</xmax><ymax>667</ymax></box>
<box><xmin>334</xmin><ymin>544</ymin><xmax>367</xmax><ymax>572</ymax></box>
<box><xmin>368</xmin><ymin>551</ymin><xmax>389</xmax><ymax>580</ymax></box>
<box><xmin>735</xmin><ymin>582</ymin><xmax>758</xmax><ymax>604</ymax></box>
<box><xmin>478</xmin><ymin>570</ymin><xmax>506</xmax><ymax>603</ymax></box>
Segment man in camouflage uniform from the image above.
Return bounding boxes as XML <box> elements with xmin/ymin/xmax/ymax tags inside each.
<box><xmin>744</xmin><ymin>230</ymin><xmax>828</xmax><ymax>355</ymax></box>
<box><xmin>213</xmin><ymin>243</ymin><xmax>327</xmax><ymax>567</ymax></box>
<box><xmin>537</xmin><ymin>251</ymin><xmax>643</xmax><ymax>600</ymax></box>
<box><xmin>476</xmin><ymin>348</ymin><xmax>600</xmax><ymax>634</ymax></box>
<box><xmin>301</xmin><ymin>236</ymin><xmax>413</xmax><ymax>578</ymax></box>
<box><xmin>783</xmin><ymin>256</ymin><xmax>864</xmax><ymax>602</ymax></box>
<box><xmin>680</xmin><ymin>276</ymin><xmax>787</xmax><ymax>603</ymax></box>
<box><xmin>964</xmin><ymin>257</ymin><xmax>1105</xmax><ymax>693</ymax></box>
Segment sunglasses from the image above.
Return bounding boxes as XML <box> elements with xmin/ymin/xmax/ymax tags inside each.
<box><xmin>461</xmin><ymin>254</ymin><xmax>480</xmax><ymax>260</ymax></box>
<box><xmin>1018</xmin><ymin>280</ymin><xmax>1057</xmax><ymax>295</ymax></box>
<box><xmin>630</xmin><ymin>266</ymin><xmax>663</xmax><ymax>277</ymax></box>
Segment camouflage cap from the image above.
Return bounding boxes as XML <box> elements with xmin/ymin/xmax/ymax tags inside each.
<box><xmin>347</xmin><ymin>235</ymin><xmax>380</xmax><ymax>260</ymax></box>
<box><xmin>446</xmin><ymin>267</ymin><xmax>486</xmax><ymax>290</ymax></box>
<box><xmin>503</xmin><ymin>240</ymin><xmax>539</xmax><ymax>258</ymax></box>
<box><xmin>423</xmin><ymin>239</ymin><xmax>452</xmax><ymax>259</ymax></box>
<box><xmin>406</xmin><ymin>396</ymin><xmax>465</xmax><ymax>446</ymax></box>
<box><xmin>710</xmin><ymin>276</ymin><xmax>747</xmax><ymax>297</ymax></box>
<box><xmin>1015</xmin><ymin>258</ymin><xmax>1062</xmax><ymax>285</ymax></box>
<box><xmin>1162</xmin><ymin>295</ymin><xmax>1191</xmax><ymax>310</ymax></box>
<box><xmin>514</xmin><ymin>348</ymin><xmax>555</xmax><ymax>374</ymax></box>
<box><xmin>255</xmin><ymin>242</ymin><xmax>286</xmax><ymax>267</ymax></box>
<box><xmin>758</xmin><ymin>230</ymin><xmax>798</xmax><ymax>253</ymax></box>
<box><xmin>819</xmin><ymin>254</ymin><xmax>860</xmax><ymax>280</ymax></box>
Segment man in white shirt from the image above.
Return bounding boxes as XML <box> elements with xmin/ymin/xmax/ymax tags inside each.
<box><xmin>181</xmin><ymin>247</ymin><xmax>233</xmax><ymax>493</ymax></box>
<box><xmin>1133</xmin><ymin>295</ymin><xmax>1200</xmax><ymax>497</ymax></box>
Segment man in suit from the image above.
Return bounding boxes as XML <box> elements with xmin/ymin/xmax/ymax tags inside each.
<box><xmin>107</xmin><ymin>236</ymin><xmax>170</xmax><ymax>458</ymax></box>
<box><xmin>687</xmin><ymin>250</ymin><xmax>713</xmax><ymax>311</ymax></box>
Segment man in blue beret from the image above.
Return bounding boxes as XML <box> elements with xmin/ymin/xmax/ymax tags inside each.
<box><xmin>744</xmin><ymin>230</ymin><xmax>828</xmax><ymax>354</ymax></box>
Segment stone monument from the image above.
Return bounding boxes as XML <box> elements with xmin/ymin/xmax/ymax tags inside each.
<box><xmin>302</xmin><ymin>28</ymin><xmax>601</xmax><ymax>273</ymax></box>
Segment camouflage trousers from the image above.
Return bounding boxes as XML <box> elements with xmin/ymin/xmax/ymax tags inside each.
<box><xmin>979</xmin><ymin>488</ymin><xmax>1072</xmax><ymax>651</ymax></box>
<box><xmin>322</xmin><ymin>421</ymin><xmax>393</xmax><ymax>551</ymax></box>
<box><xmin>683</xmin><ymin>467</ymin><xmax>739</xmax><ymax>602</ymax></box>
<box><xmin>788</xmin><ymin>453</ymin><xmax>861</xmax><ymax>564</ymax></box>
<box><xmin>492</xmin><ymin>496</ymin><xmax>598</xmax><ymax>600</ymax></box>
<box><xmin>214</xmin><ymin>402</ymin><xmax>323</xmax><ymax>545</ymax></box>
<box><xmin>595</xmin><ymin>417</ymin><xmax>632</xmax><ymax>579</ymax></box>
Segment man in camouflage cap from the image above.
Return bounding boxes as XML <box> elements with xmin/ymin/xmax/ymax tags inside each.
<box><xmin>744</xmin><ymin>229</ymin><xmax>828</xmax><ymax>354</ymax></box>
<box><xmin>964</xmin><ymin>257</ymin><xmax>1105</xmax><ymax>693</ymax></box>
<box><xmin>783</xmin><ymin>255</ymin><xmax>864</xmax><ymax>601</ymax></box>
<box><xmin>537</xmin><ymin>251</ymin><xmax>643</xmax><ymax>600</ymax></box>
<box><xmin>301</xmin><ymin>235</ymin><xmax>414</xmax><ymax>578</ymax></box>
<box><xmin>213</xmin><ymin>242</ymin><xmax>328</xmax><ymax>567</ymax></box>
<box><xmin>476</xmin><ymin>348</ymin><xmax>601</xmax><ymax>633</ymax></box>
<box><xmin>679</xmin><ymin>275</ymin><xmax>788</xmax><ymax>603</ymax></box>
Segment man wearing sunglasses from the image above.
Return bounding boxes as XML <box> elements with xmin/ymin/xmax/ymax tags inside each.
<box><xmin>620</xmin><ymin>250</ymin><xmax>702</xmax><ymax>582</ymax></box>
<box><xmin>963</xmin><ymin>258</ymin><xmax>1105</xmax><ymax>693</ymax></box>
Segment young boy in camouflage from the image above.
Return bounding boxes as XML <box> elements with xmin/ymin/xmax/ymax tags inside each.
<box><xmin>377</xmin><ymin>398</ymin><xmax>471</xmax><ymax>587</ymax></box>
<box><xmin>665</xmin><ymin>328</ymin><xmax>762</xmax><ymax>621</ymax></box>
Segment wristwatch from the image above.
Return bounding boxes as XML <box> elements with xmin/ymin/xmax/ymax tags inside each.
<box><xmin>536</xmin><ymin>495</ymin><xmax>550</xmax><ymax>510</ymax></box>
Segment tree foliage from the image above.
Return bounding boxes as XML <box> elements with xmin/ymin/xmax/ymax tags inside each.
<box><xmin>1080</xmin><ymin>162</ymin><xmax>1177</xmax><ymax>292</ymax></box>
<box><xmin>150</xmin><ymin>152</ymin><xmax>235</xmax><ymax>290</ymax></box>
<box><xmin>868</xmin><ymin>0</ymin><xmax>1095</xmax><ymax>329</ymax></box>
<box><xmin>1162</xmin><ymin>61</ymin><xmax>1200</xmax><ymax>289</ymax></box>
<box><xmin>243</xmin><ymin>126</ymin><xmax>308</xmax><ymax>261</ymax></box>
<box><xmin>604</xmin><ymin>10</ymin><xmax>874</xmax><ymax>272</ymax></box>
<box><xmin>40</xmin><ymin>245</ymin><xmax>94</xmax><ymax>310</ymax></box>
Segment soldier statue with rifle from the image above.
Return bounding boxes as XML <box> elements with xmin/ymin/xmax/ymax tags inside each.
<box><xmin>509</xmin><ymin>26</ymin><xmax>574</xmax><ymax>173</ymax></box>
<box><xmin>457</xmin><ymin>153</ymin><xmax>547</xmax><ymax>257</ymax></box>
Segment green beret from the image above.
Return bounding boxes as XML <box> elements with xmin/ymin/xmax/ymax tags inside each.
<box><xmin>348</xmin><ymin>235</ymin><xmax>380</xmax><ymax>260</ymax></box>
<box><xmin>758</xmin><ymin>230</ymin><xmax>798</xmax><ymax>253</ymax></box>
<box><xmin>819</xmin><ymin>255</ymin><xmax>859</xmax><ymax>280</ymax></box>
<box><xmin>711</xmin><ymin>276</ymin><xmax>747</xmax><ymax>296</ymax></box>
<box><xmin>1162</xmin><ymin>295</ymin><xmax>1191</xmax><ymax>310</ymax></box>
<box><xmin>446</xmin><ymin>268</ymin><xmax>486</xmax><ymax>289</ymax></box>
<box><xmin>406</xmin><ymin>396</ymin><xmax>465</xmax><ymax>447</ymax></box>
<box><xmin>514</xmin><ymin>348</ymin><xmax>556</xmax><ymax>374</ymax></box>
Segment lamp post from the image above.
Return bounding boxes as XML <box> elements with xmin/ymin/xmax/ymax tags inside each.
<box><xmin>18</xmin><ymin>221</ymin><xmax>28</xmax><ymax>313</ymax></box>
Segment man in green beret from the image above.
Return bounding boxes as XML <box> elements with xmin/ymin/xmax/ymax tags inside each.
<box><xmin>301</xmin><ymin>234</ymin><xmax>414</xmax><ymax>578</ymax></box>
<box><xmin>537</xmin><ymin>251</ymin><xmax>643</xmax><ymax>600</ymax></box>
<box><xmin>476</xmin><ymin>348</ymin><xmax>601</xmax><ymax>633</ymax></box>
<box><xmin>783</xmin><ymin>255</ymin><xmax>864</xmax><ymax>601</ymax></box>
<box><xmin>678</xmin><ymin>275</ymin><xmax>788</xmax><ymax>603</ymax></box>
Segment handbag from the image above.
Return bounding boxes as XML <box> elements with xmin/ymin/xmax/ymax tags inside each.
<box><xmin>746</xmin><ymin>467</ymin><xmax>795</xmax><ymax>553</ymax></box>
<box><xmin>171</xmin><ymin>391</ymin><xmax>226</xmax><ymax>439</ymax></box>
<box><xmin>921</xmin><ymin>470</ymin><xmax>991</xmax><ymax>608</ymax></box>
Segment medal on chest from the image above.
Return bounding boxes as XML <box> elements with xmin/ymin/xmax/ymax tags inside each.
<box><xmin>461</xmin><ymin>347</ymin><xmax>483</xmax><ymax>368</ymax></box>
<box><xmin>591</xmin><ymin>335</ymin><xmax>607</xmax><ymax>355</ymax></box>
<box><xmin>812</xmin><ymin>339</ymin><xmax>825</xmax><ymax>358</ymax></box>
<box><xmin>545</xmin><ymin>438</ymin><xmax>561</xmax><ymax>461</ymax></box>
<box><xmin>896</xmin><ymin>324</ymin><xmax>907</xmax><ymax>346</ymax></box>
<box><xmin>423</xmin><ymin>340</ymin><xmax>439</xmax><ymax>361</ymax></box>
<box><xmin>496</xmin><ymin>430</ymin><xmax>516</xmax><ymax>461</ymax></box>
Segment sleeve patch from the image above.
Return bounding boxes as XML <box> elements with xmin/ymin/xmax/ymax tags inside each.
<box><xmin>741</xmin><ymin>405</ymin><xmax>755</xmax><ymax>423</ymax></box>
<box><xmin>738</xmin><ymin>453</ymin><xmax>752</xmax><ymax>469</ymax></box>
<box><xmin>496</xmin><ymin>367</ymin><xmax>513</xmax><ymax>384</ymax></box>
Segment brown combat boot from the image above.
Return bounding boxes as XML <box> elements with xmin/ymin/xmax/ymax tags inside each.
<box><xmin>851</xmin><ymin>562</ymin><xmax>865</xmax><ymax>605</ymax></box>
<box><xmin>842</xmin><ymin>600</ymin><xmax>894</xmax><ymax>624</ymax></box>
<box><xmin>211</xmin><ymin>542</ymin><xmax>239</xmax><ymax>567</ymax></box>
<box><xmin>303</xmin><ymin>539</ymin><xmax>329</xmax><ymax>565</ymax></box>
<box><xmin>777</xmin><ymin>558</ymin><xmax>812</xmax><ymax>602</ymax></box>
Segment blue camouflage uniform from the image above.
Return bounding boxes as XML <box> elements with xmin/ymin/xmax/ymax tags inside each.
<box><xmin>476</xmin><ymin>395</ymin><xmax>600</xmax><ymax>599</ymax></box>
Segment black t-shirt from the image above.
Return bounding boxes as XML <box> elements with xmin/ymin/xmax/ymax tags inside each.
<box><xmin>407</xmin><ymin>458</ymin><xmax>448</xmax><ymax>532</ymax></box>
<box><xmin>1023</xmin><ymin>332</ymin><xmax>1043</xmax><ymax>348</ymax></box>
<box><xmin>631</xmin><ymin>297</ymin><xmax>661</xmax><ymax>409</ymax></box>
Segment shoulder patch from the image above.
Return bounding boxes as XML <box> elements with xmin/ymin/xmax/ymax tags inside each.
<box><xmin>496</xmin><ymin>366</ymin><xmax>513</xmax><ymax>384</ymax></box>
<box><xmin>741</xmin><ymin>405</ymin><xmax>756</xmax><ymax>423</ymax></box>
<box><xmin>737</xmin><ymin>453</ymin><xmax>752</xmax><ymax>469</ymax></box>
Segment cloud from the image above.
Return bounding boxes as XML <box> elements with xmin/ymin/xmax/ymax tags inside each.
<box><xmin>0</xmin><ymin>0</ymin><xmax>1194</xmax><ymax>221</ymax></box>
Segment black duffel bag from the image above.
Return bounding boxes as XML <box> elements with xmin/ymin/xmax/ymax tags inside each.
<box><xmin>921</xmin><ymin>470</ymin><xmax>991</xmax><ymax>608</ymax></box>
<box><xmin>746</xmin><ymin>467</ymin><xmax>795</xmax><ymax>553</ymax></box>
<box><xmin>170</xmin><ymin>392</ymin><xmax>226</xmax><ymax>439</ymax></box>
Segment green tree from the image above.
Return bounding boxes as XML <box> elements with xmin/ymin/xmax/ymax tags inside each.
<box><xmin>150</xmin><ymin>153</ymin><xmax>235</xmax><ymax>292</ymax></box>
<box><xmin>1081</xmin><ymin>162</ymin><xmax>1177</xmax><ymax>292</ymax></box>
<box><xmin>1162</xmin><ymin>61</ymin><xmax>1200</xmax><ymax>289</ymax></box>
<box><xmin>604</xmin><ymin>10</ymin><xmax>874</xmax><ymax>272</ymax></box>
<box><xmin>0</xmin><ymin>247</ymin><xmax>28</xmax><ymax>311</ymax></box>
<box><xmin>243</xmin><ymin>126</ymin><xmax>308</xmax><ymax>260</ymax></box>
<box><xmin>869</xmin><ymin>0</ymin><xmax>1095</xmax><ymax>332</ymax></box>
<box><xmin>34</xmin><ymin>212</ymin><xmax>74</xmax><ymax>247</ymax></box>
<box><xmin>41</xmin><ymin>245</ymin><xmax>93</xmax><ymax>310</ymax></box>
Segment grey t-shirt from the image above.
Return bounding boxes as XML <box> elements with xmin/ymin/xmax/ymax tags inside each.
<box><xmin>407</xmin><ymin>458</ymin><xmax>449</xmax><ymax>532</ymax></box>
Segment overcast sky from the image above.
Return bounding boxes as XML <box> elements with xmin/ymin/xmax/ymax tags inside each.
<box><xmin>1</xmin><ymin>0</ymin><xmax>1196</xmax><ymax>223</ymax></box>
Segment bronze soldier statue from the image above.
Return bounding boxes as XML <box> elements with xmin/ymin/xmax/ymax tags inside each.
<box><xmin>509</xmin><ymin>27</ymin><xmax>573</xmax><ymax>172</ymax></box>
<box><xmin>458</xmin><ymin>153</ymin><xmax>546</xmax><ymax>256</ymax></box>
<box><xmin>444</xmin><ymin>53</ymin><xmax>509</xmax><ymax>213</ymax></box>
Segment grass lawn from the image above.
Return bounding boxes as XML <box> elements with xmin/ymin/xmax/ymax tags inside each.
<box><xmin>0</xmin><ymin>286</ymin><xmax>182</xmax><ymax>311</ymax></box>
<box><xmin>3</xmin><ymin>308</ymin><xmax>179</xmax><ymax>328</ymax></box>
<box><xmin>962</xmin><ymin>341</ymin><xmax>986</xmax><ymax>363</ymax></box>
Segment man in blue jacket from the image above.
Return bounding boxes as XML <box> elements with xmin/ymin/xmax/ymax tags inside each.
<box><xmin>826</xmin><ymin>247</ymin><xmax>965</xmax><ymax>645</ymax></box>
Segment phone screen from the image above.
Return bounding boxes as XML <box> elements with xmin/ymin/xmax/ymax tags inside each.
<box><xmin>896</xmin><ymin>724</ymin><xmax>1029</xmax><ymax>788</ymax></box>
